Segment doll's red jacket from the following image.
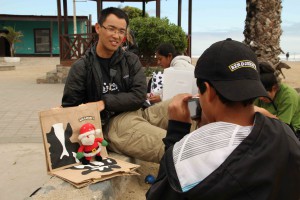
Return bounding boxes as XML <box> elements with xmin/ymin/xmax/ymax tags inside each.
<box><xmin>78</xmin><ymin>138</ymin><xmax>104</xmax><ymax>156</ymax></box>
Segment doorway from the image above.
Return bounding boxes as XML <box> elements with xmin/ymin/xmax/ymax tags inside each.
<box><xmin>34</xmin><ymin>28</ymin><xmax>51</xmax><ymax>53</ymax></box>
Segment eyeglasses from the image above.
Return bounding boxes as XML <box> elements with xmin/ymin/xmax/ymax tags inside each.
<box><xmin>101</xmin><ymin>25</ymin><xmax>126</xmax><ymax>37</ymax></box>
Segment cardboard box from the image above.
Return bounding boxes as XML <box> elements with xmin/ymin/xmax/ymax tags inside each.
<box><xmin>39</xmin><ymin>103</ymin><xmax>139</xmax><ymax>188</ymax></box>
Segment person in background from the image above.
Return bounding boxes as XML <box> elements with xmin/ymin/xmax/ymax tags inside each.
<box><xmin>286</xmin><ymin>52</ymin><xmax>290</xmax><ymax>61</ymax></box>
<box><xmin>121</xmin><ymin>26</ymin><xmax>139</xmax><ymax>55</ymax></box>
<box><xmin>62</xmin><ymin>7</ymin><xmax>170</xmax><ymax>163</ymax></box>
<box><xmin>255</xmin><ymin>61</ymin><xmax>300</xmax><ymax>138</ymax></box>
<box><xmin>146</xmin><ymin>39</ymin><xmax>300</xmax><ymax>199</ymax></box>
<box><xmin>147</xmin><ymin>43</ymin><xmax>195</xmax><ymax>104</ymax></box>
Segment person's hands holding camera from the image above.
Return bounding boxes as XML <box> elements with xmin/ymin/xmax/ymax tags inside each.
<box><xmin>168</xmin><ymin>93</ymin><xmax>193</xmax><ymax>124</ymax></box>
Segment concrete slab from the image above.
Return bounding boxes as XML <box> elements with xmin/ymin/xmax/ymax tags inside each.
<box><xmin>0</xmin><ymin>65</ymin><xmax>15</xmax><ymax>71</ymax></box>
<box><xmin>0</xmin><ymin>57</ymin><xmax>62</xmax><ymax>199</ymax></box>
<box><xmin>28</xmin><ymin>153</ymin><xmax>139</xmax><ymax>200</ymax></box>
<box><xmin>0</xmin><ymin>143</ymin><xmax>51</xmax><ymax>200</ymax></box>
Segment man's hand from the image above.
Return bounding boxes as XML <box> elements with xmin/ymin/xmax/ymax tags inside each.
<box><xmin>148</xmin><ymin>95</ymin><xmax>161</xmax><ymax>104</ymax></box>
<box><xmin>168</xmin><ymin>93</ymin><xmax>193</xmax><ymax>123</ymax></box>
<box><xmin>95</xmin><ymin>100</ymin><xmax>105</xmax><ymax>111</ymax></box>
<box><xmin>254</xmin><ymin>106</ymin><xmax>278</xmax><ymax>119</ymax></box>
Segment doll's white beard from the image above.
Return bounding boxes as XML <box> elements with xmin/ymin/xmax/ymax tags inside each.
<box><xmin>81</xmin><ymin>134</ymin><xmax>95</xmax><ymax>145</ymax></box>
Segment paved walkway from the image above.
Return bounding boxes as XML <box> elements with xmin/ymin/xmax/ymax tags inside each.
<box><xmin>0</xmin><ymin>57</ymin><xmax>64</xmax><ymax>199</ymax></box>
<box><xmin>0</xmin><ymin>57</ymin><xmax>64</xmax><ymax>143</ymax></box>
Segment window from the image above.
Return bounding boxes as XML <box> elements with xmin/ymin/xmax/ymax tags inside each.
<box><xmin>34</xmin><ymin>29</ymin><xmax>50</xmax><ymax>53</ymax></box>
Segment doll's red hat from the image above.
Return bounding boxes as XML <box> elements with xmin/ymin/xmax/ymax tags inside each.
<box><xmin>78</xmin><ymin>123</ymin><xmax>101</xmax><ymax>140</ymax></box>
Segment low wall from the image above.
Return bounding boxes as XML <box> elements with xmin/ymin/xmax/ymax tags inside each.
<box><xmin>37</xmin><ymin>65</ymin><xmax>70</xmax><ymax>84</ymax></box>
<box><xmin>28</xmin><ymin>153</ymin><xmax>159</xmax><ymax>200</ymax></box>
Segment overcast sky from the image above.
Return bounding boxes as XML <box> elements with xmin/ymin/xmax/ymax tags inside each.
<box><xmin>1</xmin><ymin>0</ymin><xmax>299</xmax><ymax>57</ymax></box>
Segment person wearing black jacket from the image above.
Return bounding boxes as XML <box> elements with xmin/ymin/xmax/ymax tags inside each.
<box><xmin>146</xmin><ymin>39</ymin><xmax>300</xmax><ymax>199</ymax></box>
<box><xmin>62</xmin><ymin>7</ymin><xmax>170</xmax><ymax>163</ymax></box>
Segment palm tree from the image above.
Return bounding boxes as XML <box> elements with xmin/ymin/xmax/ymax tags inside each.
<box><xmin>243</xmin><ymin>0</ymin><xmax>283</xmax><ymax>65</ymax></box>
<box><xmin>0</xmin><ymin>26</ymin><xmax>23</xmax><ymax>57</ymax></box>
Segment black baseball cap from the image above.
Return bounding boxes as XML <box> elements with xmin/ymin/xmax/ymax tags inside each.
<box><xmin>195</xmin><ymin>38</ymin><xmax>269</xmax><ymax>101</ymax></box>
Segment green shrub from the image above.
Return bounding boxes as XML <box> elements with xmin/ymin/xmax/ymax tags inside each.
<box><xmin>122</xmin><ymin>6</ymin><xmax>149</xmax><ymax>20</ymax></box>
<box><xmin>0</xmin><ymin>26</ymin><xmax>23</xmax><ymax>57</ymax></box>
<box><xmin>144</xmin><ymin>66</ymin><xmax>164</xmax><ymax>77</ymax></box>
<box><xmin>130</xmin><ymin>17</ymin><xmax>187</xmax><ymax>57</ymax></box>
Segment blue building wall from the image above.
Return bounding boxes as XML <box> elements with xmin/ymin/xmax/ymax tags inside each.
<box><xmin>0</xmin><ymin>18</ymin><xmax>87</xmax><ymax>55</ymax></box>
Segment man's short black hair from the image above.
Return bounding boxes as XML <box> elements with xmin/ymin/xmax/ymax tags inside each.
<box><xmin>98</xmin><ymin>7</ymin><xmax>129</xmax><ymax>27</ymax></box>
<box><xmin>259</xmin><ymin>62</ymin><xmax>279</xmax><ymax>92</ymax></box>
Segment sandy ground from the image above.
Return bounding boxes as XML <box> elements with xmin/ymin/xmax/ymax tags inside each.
<box><xmin>279</xmin><ymin>61</ymin><xmax>300</xmax><ymax>89</ymax></box>
<box><xmin>122</xmin><ymin>161</ymin><xmax>159</xmax><ymax>199</ymax></box>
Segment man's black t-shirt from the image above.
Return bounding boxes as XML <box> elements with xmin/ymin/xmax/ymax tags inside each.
<box><xmin>97</xmin><ymin>55</ymin><xmax>119</xmax><ymax>94</ymax></box>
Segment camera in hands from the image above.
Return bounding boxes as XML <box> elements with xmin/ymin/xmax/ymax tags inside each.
<box><xmin>188</xmin><ymin>97</ymin><xmax>202</xmax><ymax>120</ymax></box>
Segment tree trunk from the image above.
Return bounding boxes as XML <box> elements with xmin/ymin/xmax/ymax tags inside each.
<box><xmin>10</xmin><ymin>43</ymin><xmax>14</xmax><ymax>57</ymax></box>
<box><xmin>244</xmin><ymin>0</ymin><xmax>283</xmax><ymax>66</ymax></box>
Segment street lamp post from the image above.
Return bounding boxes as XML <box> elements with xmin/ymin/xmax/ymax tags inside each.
<box><xmin>73</xmin><ymin>0</ymin><xmax>77</xmax><ymax>34</ymax></box>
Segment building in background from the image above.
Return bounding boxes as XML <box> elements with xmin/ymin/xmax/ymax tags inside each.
<box><xmin>0</xmin><ymin>14</ymin><xmax>90</xmax><ymax>57</ymax></box>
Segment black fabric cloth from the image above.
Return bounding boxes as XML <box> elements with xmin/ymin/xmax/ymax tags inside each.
<box><xmin>97</xmin><ymin>56</ymin><xmax>112</xmax><ymax>94</ymax></box>
<box><xmin>62</xmin><ymin>43</ymin><xmax>147</xmax><ymax>126</ymax></box>
<box><xmin>295</xmin><ymin>129</ymin><xmax>300</xmax><ymax>141</ymax></box>
<box><xmin>146</xmin><ymin>113</ymin><xmax>300</xmax><ymax>200</ymax></box>
<box><xmin>147</xmin><ymin>77</ymin><xmax>152</xmax><ymax>93</ymax></box>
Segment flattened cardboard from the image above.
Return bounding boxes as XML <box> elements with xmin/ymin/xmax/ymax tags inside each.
<box><xmin>52</xmin><ymin>158</ymin><xmax>139</xmax><ymax>188</ymax></box>
<box><xmin>39</xmin><ymin>103</ymin><xmax>139</xmax><ymax>187</ymax></box>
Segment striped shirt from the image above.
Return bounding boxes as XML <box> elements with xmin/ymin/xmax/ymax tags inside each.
<box><xmin>173</xmin><ymin>121</ymin><xmax>253</xmax><ymax>192</ymax></box>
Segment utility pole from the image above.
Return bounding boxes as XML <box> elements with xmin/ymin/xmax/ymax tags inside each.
<box><xmin>73</xmin><ymin>0</ymin><xmax>77</xmax><ymax>34</ymax></box>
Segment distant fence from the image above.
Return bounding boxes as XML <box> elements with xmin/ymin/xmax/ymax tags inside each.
<box><xmin>59</xmin><ymin>33</ymin><xmax>98</xmax><ymax>66</ymax></box>
<box><xmin>58</xmin><ymin>33</ymin><xmax>192</xmax><ymax>66</ymax></box>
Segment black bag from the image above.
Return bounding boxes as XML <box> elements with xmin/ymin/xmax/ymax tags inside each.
<box><xmin>295</xmin><ymin>129</ymin><xmax>300</xmax><ymax>141</ymax></box>
<box><xmin>289</xmin><ymin>124</ymin><xmax>300</xmax><ymax>141</ymax></box>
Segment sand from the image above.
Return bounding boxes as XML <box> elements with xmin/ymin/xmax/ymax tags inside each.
<box><xmin>279</xmin><ymin>61</ymin><xmax>300</xmax><ymax>89</ymax></box>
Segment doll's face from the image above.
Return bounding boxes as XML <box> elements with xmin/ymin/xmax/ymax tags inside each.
<box><xmin>81</xmin><ymin>134</ymin><xmax>95</xmax><ymax>145</ymax></box>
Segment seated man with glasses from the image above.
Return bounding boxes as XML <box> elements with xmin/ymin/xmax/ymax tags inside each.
<box><xmin>62</xmin><ymin>7</ymin><xmax>170</xmax><ymax>163</ymax></box>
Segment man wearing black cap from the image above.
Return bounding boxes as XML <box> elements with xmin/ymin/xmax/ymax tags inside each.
<box><xmin>146</xmin><ymin>39</ymin><xmax>300</xmax><ymax>200</ymax></box>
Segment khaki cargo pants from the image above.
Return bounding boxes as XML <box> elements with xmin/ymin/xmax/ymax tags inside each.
<box><xmin>105</xmin><ymin>99</ymin><xmax>171</xmax><ymax>163</ymax></box>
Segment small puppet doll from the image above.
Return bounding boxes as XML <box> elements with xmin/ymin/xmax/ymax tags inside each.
<box><xmin>76</xmin><ymin>123</ymin><xmax>108</xmax><ymax>165</ymax></box>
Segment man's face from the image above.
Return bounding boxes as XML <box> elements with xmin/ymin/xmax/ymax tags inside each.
<box><xmin>96</xmin><ymin>14</ymin><xmax>127</xmax><ymax>57</ymax></box>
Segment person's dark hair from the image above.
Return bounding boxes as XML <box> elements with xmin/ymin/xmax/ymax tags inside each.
<box><xmin>98</xmin><ymin>7</ymin><xmax>129</xmax><ymax>27</ymax></box>
<box><xmin>259</xmin><ymin>62</ymin><xmax>279</xmax><ymax>92</ymax></box>
<box><xmin>196</xmin><ymin>79</ymin><xmax>255</xmax><ymax>106</ymax></box>
<box><xmin>156</xmin><ymin>43</ymin><xmax>180</xmax><ymax>58</ymax></box>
